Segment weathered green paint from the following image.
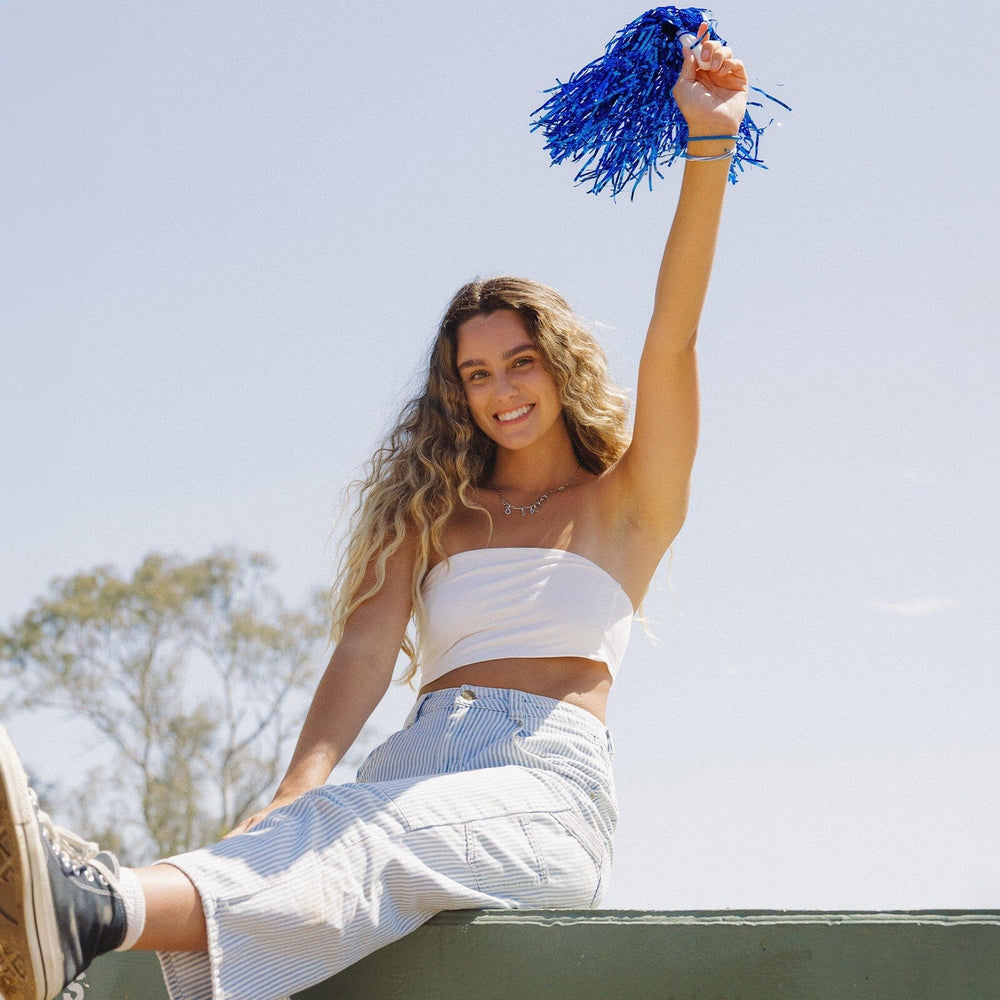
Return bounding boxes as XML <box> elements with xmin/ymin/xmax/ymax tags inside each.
<box><xmin>79</xmin><ymin>911</ymin><xmax>1000</xmax><ymax>1000</ymax></box>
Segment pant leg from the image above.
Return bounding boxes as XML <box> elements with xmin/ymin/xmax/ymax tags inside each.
<box><xmin>157</xmin><ymin>759</ymin><xmax>603</xmax><ymax>1000</ymax></box>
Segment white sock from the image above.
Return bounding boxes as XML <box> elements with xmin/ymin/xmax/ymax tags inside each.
<box><xmin>113</xmin><ymin>866</ymin><xmax>147</xmax><ymax>951</ymax></box>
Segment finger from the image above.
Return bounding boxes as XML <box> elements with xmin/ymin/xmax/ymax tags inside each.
<box><xmin>698</xmin><ymin>37</ymin><xmax>722</xmax><ymax>68</ymax></box>
<box><xmin>677</xmin><ymin>31</ymin><xmax>712</xmax><ymax>71</ymax></box>
<box><xmin>725</xmin><ymin>58</ymin><xmax>748</xmax><ymax>84</ymax></box>
<box><xmin>694</xmin><ymin>22</ymin><xmax>715</xmax><ymax>66</ymax></box>
<box><xmin>711</xmin><ymin>45</ymin><xmax>733</xmax><ymax>73</ymax></box>
<box><xmin>711</xmin><ymin>54</ymin><xmax>747</xmax><ymax>90</ymax></box>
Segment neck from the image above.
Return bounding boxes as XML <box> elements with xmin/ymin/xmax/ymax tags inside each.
<box><xmin>490</xmin><ymin>440</ymin><xmax>579</xmax><ymax>497</ymax></box>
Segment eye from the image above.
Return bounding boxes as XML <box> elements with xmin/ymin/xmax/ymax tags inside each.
<box><xmin>511</xmin><ymin>356</ymin><xmax>535</xmax><ymax>369</ymax></box>
<box><xmin>466</xmin><ymin>369</ymin><xmax>489</xmax><ymax>383</ymax></box>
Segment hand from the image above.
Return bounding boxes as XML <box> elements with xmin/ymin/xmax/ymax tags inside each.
<box><xmin>225</xmin><ymin>791</ymin><xmax>301</xmax><ymax>838</ymax></box>
<box><xmin>672</xmin><ymin>23</ymin><xmax>749</xmax><ymax>136</ymax></box>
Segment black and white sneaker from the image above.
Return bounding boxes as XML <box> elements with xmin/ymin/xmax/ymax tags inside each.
<box><xmin>0</xmin><ymin>726</ymin><xmax>126</xmax><ymax>1000</ymax></box>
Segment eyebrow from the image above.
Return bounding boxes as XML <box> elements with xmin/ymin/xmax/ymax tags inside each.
<box><xmin>456</xmin><ymin>343</ymin><xmax>537</xmax><ymax>372</ymax></box>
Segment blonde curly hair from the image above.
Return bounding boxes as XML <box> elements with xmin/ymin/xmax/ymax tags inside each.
<box><xmin>331</xmin><ymin>276</ymin><xmax>630</xmax><ymax>684</ymax></box>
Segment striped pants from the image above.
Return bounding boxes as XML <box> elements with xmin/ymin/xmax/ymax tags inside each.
<box><xmin>156</xmin><ymin>686</ymin><xmax>618</xmax><ymax>1000</ymax></box>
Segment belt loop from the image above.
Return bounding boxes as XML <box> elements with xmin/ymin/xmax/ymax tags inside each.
<box><xmin>404</xmin><ymin>693</ymin><xmax>429</xmax><ymax>727</ymax></box>
<box><xmin>508</xmin><ymin>687</ymin><xmax>525</xmax><ymax>725</ymax></box>
<box><xmin>515</xmin><ymin>687</ymin><xmax>529</xmax><ymax>713</ymax></box>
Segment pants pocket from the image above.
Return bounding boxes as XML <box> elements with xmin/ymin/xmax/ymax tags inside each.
<box><xmin>467</xmin><ymin>810</ymin><xmax>604</xmax><ymax>908</ymax></box>
<box><xmin>467</xmin><ymin>814</ymin><xmax>549</xmax><ymax>895</ymax></box>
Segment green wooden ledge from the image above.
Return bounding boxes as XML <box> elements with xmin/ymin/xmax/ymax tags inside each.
<box><xmin>79</xmin><ymin>910</ymin><xmax>1000</xmax><ymax>1000</ymax></box>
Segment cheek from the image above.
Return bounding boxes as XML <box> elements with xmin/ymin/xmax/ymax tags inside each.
<box><xmin>461</xmin><ymin>383</ymin><xmax>477</xmax><ymax>413</ymax></box>
<box><xmin>463</xmin><ymin>386</ymin><xmax>492</xmax><ymax>428</ymax></box>
<box><xmin>532</xmin><ymin>371</ymin><xmax>562</xmax><ymax>407</ymax></box>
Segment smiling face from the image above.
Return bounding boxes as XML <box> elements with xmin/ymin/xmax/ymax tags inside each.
<box><xmin>455</xmin><ymin>309</ymin><xmax>565</xmax><ymax>453</ymax></box>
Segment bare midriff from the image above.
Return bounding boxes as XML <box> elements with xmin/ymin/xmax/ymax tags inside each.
<box><xmin>418</xmin><ymin>656</ymin><xmax>612</xmax><ymax>723</ymax></box>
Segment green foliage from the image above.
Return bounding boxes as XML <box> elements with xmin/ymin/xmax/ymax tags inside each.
<box><xmin>0</xmin><ymin>548</ymin><xmax>330</xmax><ymax>863</ymax></box>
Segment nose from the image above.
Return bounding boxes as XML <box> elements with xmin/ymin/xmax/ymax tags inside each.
<box><xmin>493</xmin><ymin>368</ymin><xmax>519</xmax><ymax>400</ymax></box>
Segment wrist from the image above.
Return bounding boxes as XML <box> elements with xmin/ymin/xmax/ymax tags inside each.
<box><xmin>684</xmin><ymin>132</ymin><xmax>738</xmax><ymax>161</ymax></box>
<box><xmin>275</xmin><ymin>766</ymin><xmax>330</xmax><ymax>800</ymax></box>
<box><xmin>682</xmin><ymin>142</ymin><xmax>735</xmax><ymax>164</ymax></box>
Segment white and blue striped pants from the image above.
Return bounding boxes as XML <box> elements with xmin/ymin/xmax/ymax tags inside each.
<box><xmin>157</xmin><ymin>685</ymin><xmax>618</xmax><ymax>1000</ymax></box>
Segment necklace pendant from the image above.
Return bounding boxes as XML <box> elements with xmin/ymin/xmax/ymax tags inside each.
<box><xmin>491</xmin><ymin>465</ymin><xmax>580</xmax><ymax>517</ymax></box>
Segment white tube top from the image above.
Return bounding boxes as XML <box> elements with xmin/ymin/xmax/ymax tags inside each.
<box><xmin>417</xmin><ymin>547</ymin><xmax>635</xmax><ymax>687</ymax></box>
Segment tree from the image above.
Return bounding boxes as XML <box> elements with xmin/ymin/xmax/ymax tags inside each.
<box><xmin>0</xmin><ymin>548</ymin><xmax>337</xmax><ymax>863</ymax></box>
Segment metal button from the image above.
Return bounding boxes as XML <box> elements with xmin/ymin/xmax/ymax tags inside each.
<box><xmin>460</xmin><ymin>688</ymin><xmax>476</xmax><ymax>701</ymax></box>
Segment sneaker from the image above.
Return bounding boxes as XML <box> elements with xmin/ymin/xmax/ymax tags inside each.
<box><xmin>0</xmin><ymin>726</ymin><xmax>126</xmax><ymax>1000</ymax></box>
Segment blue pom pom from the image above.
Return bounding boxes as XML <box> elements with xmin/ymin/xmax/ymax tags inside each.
<box><xmin>530</xmin><ymin>7</ymin><xmax>788</xmax><ymax>198</ymax></box>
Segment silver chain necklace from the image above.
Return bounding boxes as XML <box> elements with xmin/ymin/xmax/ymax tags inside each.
<box><xmin>491</xmin><ymin>465</ymin><xmax>580</xmax><ymax>516</ymax></box>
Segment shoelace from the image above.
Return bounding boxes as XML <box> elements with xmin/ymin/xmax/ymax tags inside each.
<box><xmin>29</xmin><ymin>788</ymin><xmax>120</xmax><ymax>889</ymax></box>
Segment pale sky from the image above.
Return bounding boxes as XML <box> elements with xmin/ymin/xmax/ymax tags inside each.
<box><xmin>2</xmin><ymin>0</ymin><xmax>998</xmax><ymax>910</ymax></box>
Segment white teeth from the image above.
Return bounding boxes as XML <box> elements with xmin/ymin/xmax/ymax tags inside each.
<box><xmin>496</xmin><ymin>405</ymin><xmax>531</xmax><ymax>423</ymax></box>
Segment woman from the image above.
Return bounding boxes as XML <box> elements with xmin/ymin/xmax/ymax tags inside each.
<box><xmin>0</xmin><ymin>27</ymin><xmax>748</xmax><ymax>1000</ymax></box>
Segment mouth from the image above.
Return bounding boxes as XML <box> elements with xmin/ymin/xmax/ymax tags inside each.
<box><xmin>494</xmin><ymin>404</ymin><xmax>534</xmax><ymax>424</ymax></box>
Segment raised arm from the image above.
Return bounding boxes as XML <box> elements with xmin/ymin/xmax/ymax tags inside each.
<box><xmin>617</xmin><ymin>25</ymin><xmax>749</xmax><ymax>546</ymax></box>
<box><xmin>228</xmin><ymin>537</ymin><xmax>416</xmax><ymax>834</ymax></box>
